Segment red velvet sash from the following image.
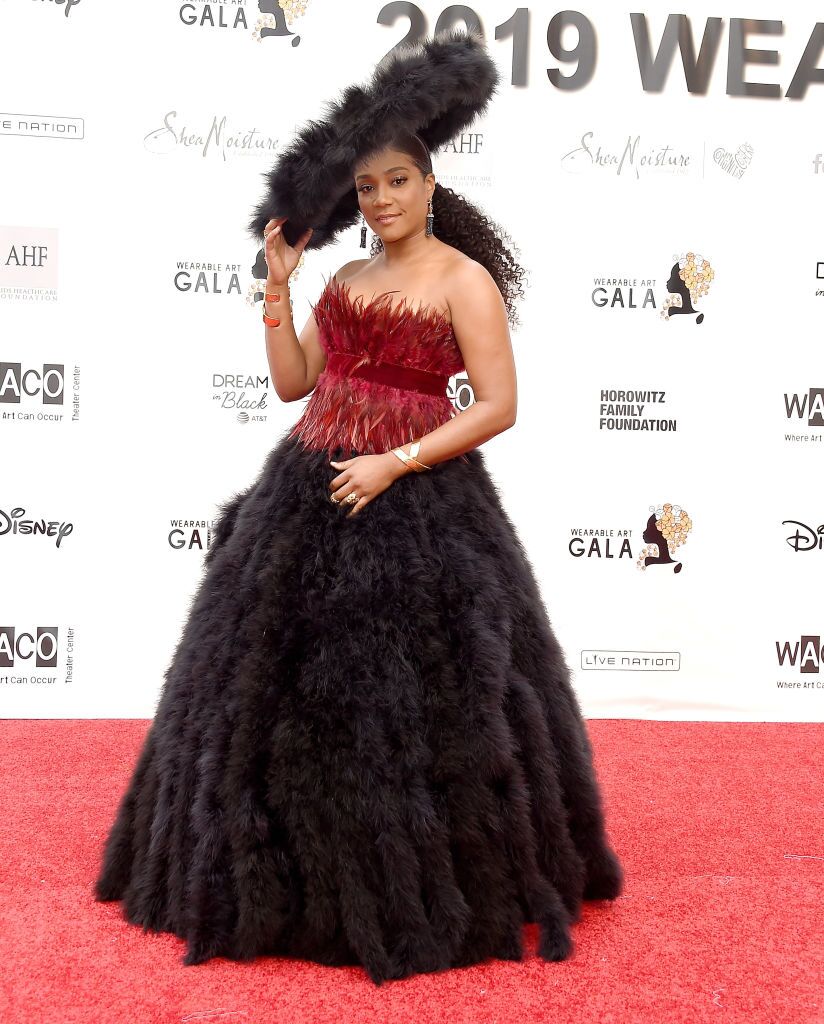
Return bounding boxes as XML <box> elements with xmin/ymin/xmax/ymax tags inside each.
<box><xmin>325</xmin><ymin>351</ymin><xmax>449</xmax><ymax>397</ymax></box>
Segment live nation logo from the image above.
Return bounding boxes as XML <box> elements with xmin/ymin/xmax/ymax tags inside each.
<box><xmin>775</xmin><ymin>635</ymin><xmax>824</xmax><ymax>688</ymax></box>
<box><xmin>0</xmin><ymin>625</ymin><xmax>75</xmax><ymax>686</ymax></box>
<box><xmin>580</xmin><ymin>649</ymin><xmax>681</xmax><ymax>672</ymax></box>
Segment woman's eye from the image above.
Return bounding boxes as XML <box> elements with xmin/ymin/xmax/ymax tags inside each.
<box><xmin>357</xmin><ymin>177</ymin><xmax>406</xmax><ymax>192</ymax></box>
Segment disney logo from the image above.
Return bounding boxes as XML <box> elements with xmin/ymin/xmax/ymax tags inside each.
<box><xmin>0</xmin><ymin>507</ymin><xmax>74</xmax><ymax>549</ymax></box>
<box><xmin>783</xmin><ymin>520</ymin><xmax>824</xmax><ymax>552</ymax></box>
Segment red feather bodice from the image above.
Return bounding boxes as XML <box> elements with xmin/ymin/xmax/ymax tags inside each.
<box><xmin>287</xmin><ymin>275</ymin><xmax>465</xmax><ymax>457</ymax></box>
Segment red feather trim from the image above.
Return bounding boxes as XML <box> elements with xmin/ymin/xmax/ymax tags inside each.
<box><xmin>287</xmin><ymin>275</ymin><xmax>470</xmax><ymax>461</ymax></box>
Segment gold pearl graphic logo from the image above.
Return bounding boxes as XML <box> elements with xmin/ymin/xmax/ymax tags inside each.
<box><xmin>637</xmin><ymin>503</ymin><xmax>692</xmax><ymax>573</ymax></box>
<box><xmin>661</xmin><ymin>251</ymin><xmax>715</xmax><ymax>323</ymax></box>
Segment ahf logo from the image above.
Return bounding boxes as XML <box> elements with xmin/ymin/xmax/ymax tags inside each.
<box><xmin>0</xmin><ymin>627</ymin><xmax>58</xmax><ymax>668</ymax></box>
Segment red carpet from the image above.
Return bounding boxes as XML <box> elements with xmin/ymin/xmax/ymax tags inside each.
<box><xmin>0</xmin><ymin>720</ymin><xmax>821</xmax><ymax>1024</ymax></box>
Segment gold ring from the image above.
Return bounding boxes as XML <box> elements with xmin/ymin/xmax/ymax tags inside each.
<box><xmin>345</xmin><ymin>492</ymin><xmax>358</xmax><ymax>505</ymax></box>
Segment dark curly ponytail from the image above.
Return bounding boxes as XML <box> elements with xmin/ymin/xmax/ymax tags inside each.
<box><xmin>368</xmin><ymin>133</ymin><xmax>527</xmax><ymax>327</ymax></box>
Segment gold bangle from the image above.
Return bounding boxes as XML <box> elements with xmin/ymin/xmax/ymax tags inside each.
<box><xmin>408</xmin><ymin>440</ymin><xmax>431</xmax><ymax>470</ymax></box>
<box><xmin>390</xmin><ymin>440</ymin><xmax>431</xmax><ymax>472</ymax></box>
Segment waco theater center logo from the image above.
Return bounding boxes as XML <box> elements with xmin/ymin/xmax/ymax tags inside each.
<box><xmin>775</xmin><ymin>634</ymin><xmax>824</xmax><ymax>685</ymax></box>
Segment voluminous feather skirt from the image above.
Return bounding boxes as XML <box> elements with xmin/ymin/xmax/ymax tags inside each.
<box><xmin>94</xmin><ymin>433</ymin><xmax>623</xmax><ymax>984</ymax></box>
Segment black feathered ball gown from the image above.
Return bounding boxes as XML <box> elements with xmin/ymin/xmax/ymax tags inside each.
<box><xmin>94</xmin><ymin>276</ymin><xmax>624</xmax><ymax>983</ymax></box>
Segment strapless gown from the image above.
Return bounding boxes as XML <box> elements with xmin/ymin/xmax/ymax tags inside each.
<box><xmin>94</xmin><ymin>275</ymin><xmax>624</xmax><ymax>984</ymax></box>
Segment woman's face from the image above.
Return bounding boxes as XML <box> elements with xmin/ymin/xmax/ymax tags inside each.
<box><xmin>353</xmin><ymin>147</ymin><xmax>433</xmax><ymax>241</ymax></box>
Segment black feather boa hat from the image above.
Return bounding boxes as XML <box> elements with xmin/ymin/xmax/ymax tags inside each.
<box><xmin>247</xmin><ymin>27</ymin><xmax>499</xmax><ymax>251</ymax></box>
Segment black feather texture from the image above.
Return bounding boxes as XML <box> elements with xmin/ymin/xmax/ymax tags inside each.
<box><xmin>94</xmin><ymin>432</ymin><xmax>625</xmax><ymax>983</ymax></box>
<box><xmin>247</xmin><ymin>27</ymin><xmax>500</xmax><ymax>250</ymax></box>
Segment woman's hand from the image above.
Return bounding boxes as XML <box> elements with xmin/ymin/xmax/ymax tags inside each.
<box><xmin>328</xmin><ymin>453</ymin><xmax>408</xmax><ymax>517</ymax></box>
<box><xmin>263</xmin><ymin>216</ymin><xmax>313</xmax><ymax>284</ymax></box>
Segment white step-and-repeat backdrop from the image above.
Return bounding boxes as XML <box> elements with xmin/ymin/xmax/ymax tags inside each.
<box><xmin>2</xmin><ymin>1</ymin><xmax>822</xmax><ymax>720</ymax></box>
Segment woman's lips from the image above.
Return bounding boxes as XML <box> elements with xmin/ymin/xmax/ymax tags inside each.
<box><xmin>376</xmin><ymin>214</ymin><xmax>399</xmax><ymax>224</ymax></box>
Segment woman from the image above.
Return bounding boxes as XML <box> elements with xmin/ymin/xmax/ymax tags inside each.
<box><xmin>94</xmin><ymin>29</ymin><xmax>623</xmax><ymax>984</ymax></box>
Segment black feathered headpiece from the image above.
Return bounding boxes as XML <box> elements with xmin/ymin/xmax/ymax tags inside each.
<box><xmin>247</xmin><ymin>27</ymin><xmax>499</xmax><ymax>251</ymax></box>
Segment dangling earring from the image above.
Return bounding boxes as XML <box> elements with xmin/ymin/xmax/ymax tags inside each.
<box><xmin>360</xmin><ymin>214</ymin><xmax>367</xmax><ymax>248</ymax></box>
<box><xmin>425</xmin><ymin>197</ymin><xmax>434</xmax><ymax>237</ymax></box>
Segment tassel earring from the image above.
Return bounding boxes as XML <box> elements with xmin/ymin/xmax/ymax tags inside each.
<box><xmin>360</xmin><ymin>215</ymin><xmax>367</xmax><ymax>248</ymax></box>
<box><xmin>425</xmin><ymin>197</ymin><xmax>434</xmax><ymax>236</ymax></box>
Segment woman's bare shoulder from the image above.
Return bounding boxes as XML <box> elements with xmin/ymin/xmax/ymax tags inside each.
<box><xmin>445</xmin><ymin>251</ymin><xmax>490</xmax><ymax>281</ymax></box>
<box><xmin>442</xmin><ymin>253</ymin><xmax>497</xmax><ymax>304</ymax></box>
<box><xmin>332</xmin><ymin>257</ymin><xmax>372</xmax><ymax>284</ymax></box>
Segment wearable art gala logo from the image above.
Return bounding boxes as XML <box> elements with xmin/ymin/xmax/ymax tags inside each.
<box><xmin>178</xmin><ymin>0</ymin><xmax>310</xmax><ymax>43</ymax></box>
<box><xmin>660</xmin><ymin>252</ymin><xmax>714</xmax><ymax>322</ymax></box>
<box><xmin>570</xmin><ymin>501</ymin><xmax>692</xmax><ymax>574</ymax></box>
<box><xmin>167</xmin><ymin>518</ymin><xmax>215</xmax><ymax>552</ymax></box>
<box><xmin>592</xmin><ymin>249</ymin><xmax>715</xmax><ymax>321</ymax></box>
